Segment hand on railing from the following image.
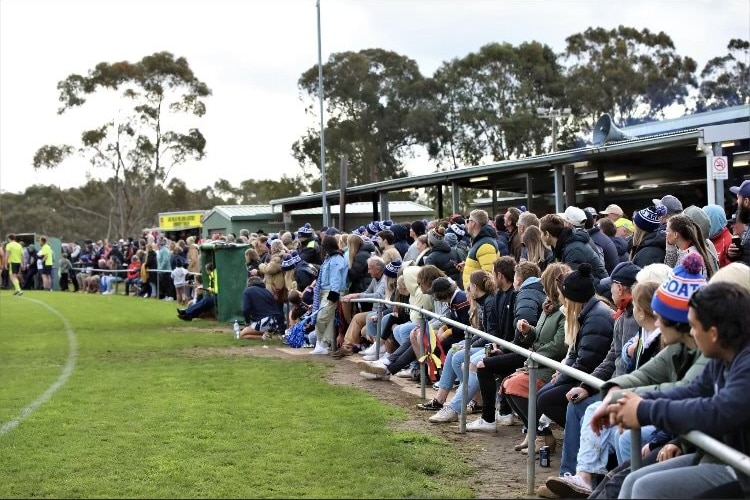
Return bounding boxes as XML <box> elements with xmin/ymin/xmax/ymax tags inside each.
<box><xmin>607</xmin><ymin>391</ymin><xmax>643</xmax><ymax>432</ymax></box>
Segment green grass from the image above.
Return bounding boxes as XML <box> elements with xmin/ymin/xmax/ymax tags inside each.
<box><xmin>0</xmin><ymin>291</ymin><xmax>473</xmax><ymax>498</ymax></box>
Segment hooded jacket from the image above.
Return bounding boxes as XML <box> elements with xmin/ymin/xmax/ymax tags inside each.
<box><xmin>462</xmin><ymin>224</ymin><xmax>499</xmax><ymax>289</ymax></box>
<box><xmin>554</xmin><ymin>228</ymin><xmax>608</xmax><ymax>280</ymax></box>
<box><xmin>530</xmin><ymin>305</ymin><xmax>567</xmax><ymax>382</ymax></box>
<box><xmin>243</xmin><ymin>279</ymin><xmax>283</xmax><ymax>323</ymax></box>
<box><xmin>424</xmin><ymin>238</ymin><xmax>462</xmax><ymax>285</ymax></box>
<box><xmin>348</xmin><ymin>239</ymin><xmax>377</xmax><ymax>293</ymax></box>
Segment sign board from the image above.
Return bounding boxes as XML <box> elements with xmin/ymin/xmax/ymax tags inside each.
<box><xmin>711</xmin><ymin>155</ymin><xmax>728</xmax><ymax>180</ymax></box>
<box><xmin>159</xmin><ymin>211</ymin><xmax>205</xmax><ymax>230</ymax></box>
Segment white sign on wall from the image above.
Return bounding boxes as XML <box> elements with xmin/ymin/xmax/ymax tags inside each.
<box><xmin>711</xmin><ymin>155</ymin><xmax>728</xmax><ymax>180</ymax></box>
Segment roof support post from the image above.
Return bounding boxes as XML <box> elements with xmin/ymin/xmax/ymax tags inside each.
<box><xmin>525</xmin><ymin>173</ymin><xmax>533</xmax><ymax>212</ymax></box>
<box><xmin>379</xmin><ymin>191</ymin><xmax>390</xmax><ymax>222</ymax></box>
<box><xmin>554</xmin><ymin>165</ymin><xmax>564</xmax><ymax>212</ymax></box>
<box><xmin>452</xmin><ymin>181</ymin><xmax>460</xmax><ymax>216</ymax></box>
<box><xmin>564</xmin><ymin>164</ymin><xmax>576</xmax><ymax>208</ymax></box>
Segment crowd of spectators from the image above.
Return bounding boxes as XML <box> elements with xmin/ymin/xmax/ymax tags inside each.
<box><xmin>4</xmin><ymin>181</ymin><xmax>750</xmax><ymax>499</ymax></box>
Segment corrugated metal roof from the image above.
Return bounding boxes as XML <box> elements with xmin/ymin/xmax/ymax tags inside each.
<box><xmin>290</xmin><ymin>201</ymin><xmax>433</xmax><ymax>215</ymax></box>
<box><xmin>207</xmin><ymin>205</ymin><xmax>271</xmax><ymax>220</ymax></box>
<box><xmin>621</xmin><ymin>105</ymin><xmax>750</xmax><ymax>137</ymax></box>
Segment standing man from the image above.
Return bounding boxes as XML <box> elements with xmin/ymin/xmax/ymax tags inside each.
<box><xmin>504</xmin><ymin>207</ymin><xmax>523</xmax><ymax>260</ymax></box>
<box><xmin>5</xmin><ymin>234</ymin><xmax>24</xmax><ymax>296</ymax></box>
<box><xmin>459</xmin><ymin>209</ymin><xmax>499</xmax><ymax>290</ymax></box>
<box><xmin>38</xmin><ymin>236</ymin><xmax>54</xmax><ymax>291</ymax></box>
<box><xmin>156</xmin><ymin>238</ymin><xmax>173</xmax><ymax>300</ymax></box>
<box><xmin>727</xmin><ymin>180</ymin><xmax>750</xmax><ymax>266</ymax></box>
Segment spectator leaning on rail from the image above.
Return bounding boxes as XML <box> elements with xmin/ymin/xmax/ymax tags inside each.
<box><xmin>309</xmin><ymin>235</ymin><xmax>348</xmax><ymax>355</ymax></box>
<box><xmin>605</xmin><ymin>281</ymin><xmax>750</xmax><ymax>499</ymax></box>
<box><xmin>459</xmin><ymin>209</ymin><xmax>499</xmax><ymax>290</ymax></box>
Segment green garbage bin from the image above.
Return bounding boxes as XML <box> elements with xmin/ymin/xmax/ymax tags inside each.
<box><xmin>199</xmin><ymin>243</ymin><xmax>248</xmax><ymax>323</ymax></box>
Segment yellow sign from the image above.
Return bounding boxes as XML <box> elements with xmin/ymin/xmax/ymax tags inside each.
<box><xmin>159</xmin><ymin>212</ymin><xmax>204</xmax><ymax>230</ymax></box>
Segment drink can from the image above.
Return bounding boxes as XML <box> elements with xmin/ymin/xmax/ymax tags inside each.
<box><xmin>539</xmin><ymin>445</ymin><xmax>551</xmax><ymax>467</ymax></box>
<box><xmin>484</xmin><ymin>343</ymin><xmax>492</xmax><ymax>357</ymax></box>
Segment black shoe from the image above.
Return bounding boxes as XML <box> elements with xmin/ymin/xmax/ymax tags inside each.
<box><xmin>466</xmin><ymin>400</ymin><xmax>484</xmax><ymax>414</ymax></box>
<box><xmin>416</xmin><ymin>398</ymin><xmax>444</xmax><ymax>411</ymax></box>
<box><xmin>177</xmin><ymin>308</ymin><xmax>187</xmax><ymax>316</ymax></box>
<box><xmin>178</xmin><ymin>313</ymin><xmax>192</xmax><ymax>321</ymax></box>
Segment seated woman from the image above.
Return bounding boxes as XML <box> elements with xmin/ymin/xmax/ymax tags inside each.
<box><xmin>426</xmin><ymin>270</ymin><xmax>497</xmax><ymax>423</ymax></box>
<box><xmin>239</xmin><ymin>276</ymin><xmax>285</xmax><ymax>339</ymax></box>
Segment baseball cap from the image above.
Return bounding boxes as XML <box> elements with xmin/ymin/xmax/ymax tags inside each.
<box><xmin>599</xmin><ymin>204</ymin><xmax>624</xmax><ymax>217</ymax></box>
<box><xmin>599</xmin><ymin>261</ymin><xmax>642</xmax><ymax>288</ymax></box>
<box><xmin>729</xmin><ymin>180</ymin><xmax>750</xmax><ymax>198</ymax></box>
<box><xmin>558</xmin><ymin>206</ymin><xmax>587</xmax><ymax>228</ymax></box>
<box><xmin>614</xmin><ymin>218</ymin><xmax>634</xmax><ymax>233</ymax></box>
<box><xmin>652</xmin><ymin>195</ymin><xmax>683</xmax><ymax>215</ymax></box>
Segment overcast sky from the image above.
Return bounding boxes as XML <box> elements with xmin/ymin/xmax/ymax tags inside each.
<box><xmin>1</xmin><ymin>0</ymin><xmax>748</xmax><ymax>195</ymax></box>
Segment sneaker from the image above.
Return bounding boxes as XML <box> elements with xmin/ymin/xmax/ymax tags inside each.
<box><xmin>416</xmin><ymin>399</ymin><xmax>444</xmax><ymax>411</ymax></box>
<box><xmin>360</xmin><ymin>343</ymin><xmax>377</xmax><ymax>357</ymax></box>
<box><xmin>13</xmin><ymin>290</ymin><xmax>22</xmax><ymax>296</ymax></box>
<box><xmin>496</xmin><ymin>412</ymin><xmax>519</xmax><ymax>426</ymax></box>
<box><xmin>545</xmin><ymin>473</ymin><xmax>592</xmax><ymax>498</ymax></box>
<box><xmin>360</xmin><ymin>370</ymin><xmax>391</xmax><ymax>381</ymax></box>
<box><xmin>466</xmin><ymin>400</ymin><xmax>484</xmax><ymax>414</ymax></box>
<box><xmin>261</xmin><ymin>332</ymin><xmax>272</xmax><ymax>341</ymax></box>
<box><xmin>331</xmin><ymin>347</ymin><xmax>353</xmax><ymax>359</ymax></box>
<box><xmin>466</xmin><ymin>417</ymin><xmax>497</xmax><ymax>433</ymax></box>
<box><xmin>428</xmin><ymin>406</ymin><xmax>458</xmax><ymax>423</ymax></box>
<box><xmin>310</xmin><ymin>342</ymin><xmax>330</xmax><ymax>355</ymax></box>
<box><xmin>395</xmin><ymin>368</ymin><xmax>412</xmax><ymax>378</ymax></box>
<box><xmin>359</xmin><ymin>362</ymin><xmax>388</xmax><ymax>376</ymax></box>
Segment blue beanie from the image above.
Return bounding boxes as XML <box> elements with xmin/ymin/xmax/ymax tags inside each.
<box><xmin>297</xmin><ymin>223</ymin><xmax>313</xmax><ymax>238</ymax></box>
<box><xmin>651</xmin><ymin>253</ymin><xmax>707</xmax><ymax>323</ymax></box>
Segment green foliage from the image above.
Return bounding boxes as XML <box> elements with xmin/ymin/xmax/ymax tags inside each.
<box><xmin>0</xmin><ymin>292</ymin><xmax>472</xmax><ymax>498</ymax></box>
<box><xmin>293</xmin><ymin>49</ymin><xmax>437</xmax><ymax>190</ymax></box>
<box><xmin>697</xmin><ymin>39</ymin><xmax>750</xmax><ymax>112</ymax></box>
<box><xmin>33</xmin><ymin>51</ymin><xmax>212</xmax><ymax>238</ymax></box>
<box><xmin>563</xmin><ymin>26</ymin><xmax>697</xmax><ymax>125</ymax></box>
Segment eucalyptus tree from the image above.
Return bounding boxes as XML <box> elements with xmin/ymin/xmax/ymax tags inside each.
<box><xmin>563</xmin><ymin>26</ymin><xmax>697</xmax><ymax>127</ymax></box>
<box><xmin>431</xmin><ymin>41</ymin><xmax>566</xmax><ymax>166</ymax></box>
<box><xmin>32</xmin><ymin>51</ymin><xmax>211</xmax><ymax>237</ymax></box>
<box><xmin>293</xmin><ymin>48</ymin><xmax>438</xmax><ymax>190</ymax></box>
<box><xmin>696</xmin><ymin>38</ymin><xmax>750</xmax><ymax>112</ymax></box>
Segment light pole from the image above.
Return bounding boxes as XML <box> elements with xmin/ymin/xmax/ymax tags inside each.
<box><xmin>537</xmin><ymin>106</ymin><xmax>571</xmax><ymax>212</ymax></box>
<box><xmin>536</xmin><ymin>106</ymin><xmax>571</xmax><ymax>152</ymax></box>
<box><xmin>316</xmin><ymin>0</ymin><xmax>329</xmax><ymax>227</ymax></box>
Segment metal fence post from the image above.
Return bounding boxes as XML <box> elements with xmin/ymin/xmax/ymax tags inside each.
<box><xmin>630</xmin><ymin>428</ymin><xmax>642</xmax><ymax>471</ymax></box>
<box><xmin>374</xmin><ymin>303</ymin><xmax>384</xmax><ymax>359</ymax></box>
<box><xmin>526</xmin><ymin>358</ymin><xmax>539</xmax><ymax>495</ymax></box>
<box><xmin>419</xmin><ymin>313</ymin><xmax>427</xmax><ymax>400</ymax></box>
<box><xmin>459</xmin><ymin>326</ymin><xmax>471</xmax><ymax>433</ymax></box>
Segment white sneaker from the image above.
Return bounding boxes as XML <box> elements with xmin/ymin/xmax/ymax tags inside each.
<box><xmin>496</xmin><ymin>412</ymin><xmax>519</xmax><ymax>426</ymax></box>
<box><xmin>429</xmin><ymin>406</ymin><xmax>458</xmax><ymax>423</ymax></box>
<box><xmin>395</xmin><ymin>368</ymin><xmax>412</xmax><ymax>378</ymax></box>
<box><xmin>310</xmin><ymin>342</ymin><xmax>330</xmax><ymax>355</ymax></box>
<box><xmin>358</xmin><ymin>362</ymin><xmax>388</xmax><ymax>376</ymax></box>
<box><xmin>360</xmin><ymin>344</ymin><xmax>377</xmax><ymax>357</ymax></box>
<box><xmin>359</xmin><ymin>370</ymin><xmax>391</xmax><ymax>381</ymax></box>
<box><xmin>362</xmin><ymin>352</ymin><xmax>379</xmax><ymax>361</ymax></box>
<box><xmin>466</xmin><ymin>417</ymin><xmax>497</xmax><ymax>433</ymax></box>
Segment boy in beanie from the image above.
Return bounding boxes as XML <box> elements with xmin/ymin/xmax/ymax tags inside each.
<box><xmin>606</xmin><ymin>279</ymin><xmax>750</xmax><ymax>499</ymax></box>
<box><xmin>630</xmin><ymin>205</ymin><xmax>668</xmax><ymax>268</ymax></box>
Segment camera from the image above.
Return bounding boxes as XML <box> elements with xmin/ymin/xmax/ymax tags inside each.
<box><xmin>732</xmin><ymin>235</ymin><xmax>742</xmax><ymax>247</ymax></box>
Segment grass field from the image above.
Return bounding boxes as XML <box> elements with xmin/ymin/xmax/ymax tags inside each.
<box><xmin>0</xmin><ymin>291</ymin><xmax>474</xmax><ymax>498</ymax></box>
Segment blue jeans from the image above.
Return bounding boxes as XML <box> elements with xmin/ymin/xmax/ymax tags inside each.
<box><xmin>560</xmin><ymin>393</ymin><xmax>603</xmax><ymax>476</ymax></box>
<box><xmin>364</xmin><ymin>310</ymin><xmax>380</xmax><ymax>339</ymax></box>
<box><xmin>577</xmin><ymin>400</ymin><xmax>617</xmax><ymax>475</ymax></box>
<box><xmin>617</xmin><ymin>425</ymin><xmax>657</xmax><ymax>464</ymax></box>
<box><xmin>394</xmin><ymin>321</ymin><xmax>415</xmax><ymax>346</ymax></box>
<box><xmin>447</xmin><ymin>347</ymin><xmax>483</xmax><ymax>413</ymax></box>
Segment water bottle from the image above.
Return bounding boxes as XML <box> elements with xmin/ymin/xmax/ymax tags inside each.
<box><xmin>233</xmin><ymin>320</ymin><xmax>241</xmax><ymax>340</ymax></box>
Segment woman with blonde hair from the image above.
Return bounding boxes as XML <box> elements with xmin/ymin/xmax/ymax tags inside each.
<box><xmin>258</xmin><ymin>239</ymin><xmax>288</xmax><ymax>307</ymax></box>
<box><xmin>520</xmin><ymin>225</ymin><xmax>553</xmax><ymax>271</ymax></box>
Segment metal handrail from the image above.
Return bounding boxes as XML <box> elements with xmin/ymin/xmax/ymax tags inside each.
<box><xmin>352</xmin><ymin>297</ymin><xmax>750</xmax><ymax>494</ymax></box>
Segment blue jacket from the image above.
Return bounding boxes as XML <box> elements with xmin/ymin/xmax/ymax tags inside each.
<box><xmin>512</xmin><ymin>277</ymin><xmax>546</xmax><ymax>348</ymax></box>
<box><xmin>636</xmin><ymin>344</ymin><xmax>750</xmax><ymax>493</ymax></box>
<box><xmin>554</xmin><ymin>228</ymin><xmax>608</xmax><ymax>281</ymax></box>
<box><xmin>588</xmin><ymin>226</ymin><xmax>619</xmax><ymax>274</ymax></box>
<box><xmin>243</xmin><ymin>281</ymin><xmax>283</xmax><ymax>323</ymax></box>
<box><xmin>319</xmin><ymin>252</ymin><xmax>348</xmax><ymax>294</ymax></box>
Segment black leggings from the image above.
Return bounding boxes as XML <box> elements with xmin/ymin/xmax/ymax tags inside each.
<box><xmin>476</xmin><ymin>352</ymin><xmax>526</xmax><ymax>422</ymax></box>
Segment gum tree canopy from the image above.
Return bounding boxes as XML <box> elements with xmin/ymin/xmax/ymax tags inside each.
<box><xmin>33</xmin><ymin>51</ymin><xmax>211</xmax><ymax>237</ymax></box>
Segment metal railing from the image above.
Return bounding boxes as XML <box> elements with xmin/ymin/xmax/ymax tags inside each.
<box><xmin>352</xmin><ymin>297</ymin><xmax>750</xmax><ymax>495</ymax></box>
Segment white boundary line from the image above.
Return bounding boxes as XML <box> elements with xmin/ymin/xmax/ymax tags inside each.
<box><xmin>0</xmin><ymin>297</ymin><xmax>78</xmax><ymax>436</ymax></box>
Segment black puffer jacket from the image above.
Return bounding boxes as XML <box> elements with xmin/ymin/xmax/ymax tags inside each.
<box><xmin>471</xmin><ymin>292</ymin><xmax>498</xmax><ymax>347</ymax></box>
<box><xmin>555</xmin><ymin>228</ymin><xmax>608</xmax><ymax>280</ymax></box>
<box><xmin>348</xmin><ymin>240</ymin><xmax>377</xmax><ymax>293</ymax></box>
<box><xmin>557</xmin><ymin>296</ymin><xmax>615</xmax><ymax>385</ymax></box>
<box><xmin>424</xmin><ymin>239</ymin><xmax>462</xmax><ymax>285</ymax></box>
<box><xmin>512</xmin><ymin>278</ymin><xmax>546</xmax><ymax>348</ymax></box>
<box><xmin>632</xmin><ymin>231</ymin><xmax>667</xmax><ymax>268</ymax></box>
<box><xmin>611</xmin><ymin>236</ymin><xmax>630</xmax><ymax>263</ymax></box>
<box><xmin>391</xmin><ymin>224</ymin><xmax>410</xmax><ymax>258</ymax></box>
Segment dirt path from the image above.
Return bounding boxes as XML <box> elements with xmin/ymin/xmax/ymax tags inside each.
<box><xmin>200</xmin><ymin>343</ymin><xmax>559</xmax><ymax>498</ymax></box>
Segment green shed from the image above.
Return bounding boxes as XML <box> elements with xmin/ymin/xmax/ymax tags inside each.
<box><xmin>202</xmin><ymin>205</ymin><xmax>279</xmax><ymax>239</ymax></box>
<box><xmin>16</xmin><ymin>233</ymin><xmax>63</xmax><ymax>291</ymax></box>
<box><xmin>199</xmin><ymin>242</ymin><xmax>248</xmax><ymax>324</ymax></box>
